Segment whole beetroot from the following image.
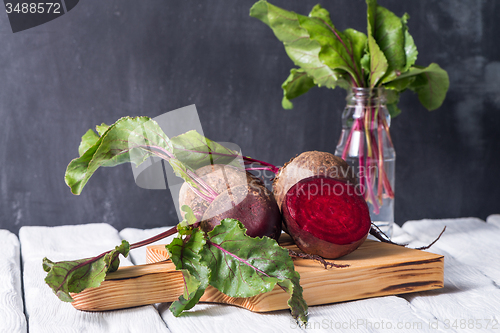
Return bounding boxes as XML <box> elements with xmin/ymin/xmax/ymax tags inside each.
<box><xmin>179</xmin><ymin>164</ymin><xmax>282</xmax><ymax>240</ymax></box>
<box><xmin>273</xmin><ymin>151</ymin><xmax>371</xmax><ymax>259</ymax></box>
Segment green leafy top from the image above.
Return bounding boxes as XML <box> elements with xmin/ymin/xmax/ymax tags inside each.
<box><xmin>66</xmin><ymin>116</ymin><xmax>176</xmax><ymax>195</ymax></box>
<box><xmin>250</xmin><ymin>0</ymin><xmax>449</xmax><ymax>114</ymax></box>
<box><xmin>167</xmin><ymin>218</ymin><xmax>308</xmax><ymax>324</ymax></box>
<box><xmin>171</xmin><ymin>130</ymin><xmax>244</xmax><ymax>170</ymax></box>
<box><xmin>49</xmin><ymin>121</ymin><xmax>309</xmax><ymax>323</ymax></box>
<box><xmin>65</xmin><ymin>117</ymin><xmax>245</xmax><ymax>199</ymax></box>
<box><xmin>43</xmin><ymin>240</ymin><xmax>130</xmax><ymax>302</ymax></box>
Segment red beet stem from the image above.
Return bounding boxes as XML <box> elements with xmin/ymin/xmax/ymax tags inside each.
<box><xmin>242</xmin><ymin>156</ymin><xmax>280</xmax><ymax>174</ymax></box>
<box><xmin>341</xmin><ymin>105</ymin><xmax>395</xmax><ymax>213</ymax></box>
<box><xmin>54</xmin><ymin>225</ymin><xmax>180</xmax><ymax>294</ymax></box>
<box><xmin>130</xmin><ymin>225</ymin><xmax>179</xmax><ymax>250</ymax></box>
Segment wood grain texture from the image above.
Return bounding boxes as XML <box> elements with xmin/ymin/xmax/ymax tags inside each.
<box><xmin>18</xmin><ymin>223</ymin><xmax>171</xmax><ymax>333</ymax></box>
<box><xmin>151</xmin><ymin>237</ymin><xmax>443</xmax><ymax>311</ymax></box>
<box><xmin>72</xmin><ymin>262</ymin><xmax>184</xmax><ymax>312</ymax></box>
<box><xmin>71</xmin><ymin>235</ymin><xmax>443</xmax><ymax>313</ymax></box>
<box><xmin>0</xmin><ymin>230</ymin><xmax>27</xmax><ymax>333</ymax></box>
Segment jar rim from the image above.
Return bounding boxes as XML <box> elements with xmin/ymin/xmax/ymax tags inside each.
<box><xmin>347</xmin><ymin>87</ymin><xmax>386</xmax><ymax>101</ymax></box>
<box><xmin>351</xmin><ymin>87</ymin><xmax>385</xmax><ymax>93</ymax></box>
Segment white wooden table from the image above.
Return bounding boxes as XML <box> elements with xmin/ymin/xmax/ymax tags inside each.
<box><xmin>2</xmin><ymin>215</ymin><xmax>499</xmax><ymax>333</ymax></box>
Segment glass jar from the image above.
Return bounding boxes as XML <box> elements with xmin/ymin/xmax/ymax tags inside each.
<box><xmin>334</xmin><ymin>87</ymin><xmax>396</xmax><ymax>237</ymax></box>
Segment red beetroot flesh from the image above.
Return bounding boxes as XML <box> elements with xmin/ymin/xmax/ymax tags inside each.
<box><xmin>283</xmin><ymin>176</ymin><xmax>371</xmax><ymax>258</ymax></box>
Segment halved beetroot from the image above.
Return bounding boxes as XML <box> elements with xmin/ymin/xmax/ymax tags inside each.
<box><xmin>282</xmin><ymin>175</ymin><xmax>371</xmax><ymax>259</ymax></box>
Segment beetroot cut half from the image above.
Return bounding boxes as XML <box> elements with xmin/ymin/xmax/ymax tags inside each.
<box><xmin>282</xmin><ymin>175</ymin><xmax>371</xmax><ymax>259</ymax></box>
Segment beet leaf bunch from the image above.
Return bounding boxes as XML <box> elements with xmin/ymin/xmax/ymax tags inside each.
<box><xmin>250</xmin><ymin>0</ymin><xmax>449</xmax><ymax>212</ymax></box>
<box><xmin>43</xmin><ymin>117</ymin><xmax>308</xmax><ymax>324</ymax></box>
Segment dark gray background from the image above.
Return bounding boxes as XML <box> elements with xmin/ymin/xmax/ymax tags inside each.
<box><xmin>1</xmin><ymin>0</ymin><xmax>499</xmax><ymax>234</ymax></box>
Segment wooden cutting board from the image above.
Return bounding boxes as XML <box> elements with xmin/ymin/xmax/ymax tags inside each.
<box><xmin>71</xmin><ymin>235</ymin><xmax>444</xmax><ymax>312</ymax></box>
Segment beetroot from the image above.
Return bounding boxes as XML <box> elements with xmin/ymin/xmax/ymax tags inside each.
<box><xmin>179</xmin><ymin>164</ymin><xmax>282</xmax><ymax>240</ymax></box>
<box><xmin>273</xmin><ymin>151</ymin><xmax>371</xmax><ymax>259</ymax></box>
<box><xmin>201</xmin><ymin>183</ymin><xmax>281</xmax><ymax>240</ymax></box>
<box><xmin>282</xmin><ymin>176</ymin><xmax>371</xmax><ymax>258</ymax></box>
<box><xmin>273</xmin><ymin>151</ymin><xmax>356</xmax><ymax>211</ymax></box>
<box><xmin>174</xmin><ymin>143</ymin><xmax>371</xmax><ymax>257</ymax></box>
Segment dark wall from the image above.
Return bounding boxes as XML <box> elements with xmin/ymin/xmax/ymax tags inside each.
<box><xmin>1</xmin><ymin>0</ymin><xmax>499</xmax><ymax>234</ymax></box>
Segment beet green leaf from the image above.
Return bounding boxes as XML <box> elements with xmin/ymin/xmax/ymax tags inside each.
<box><xmin>251</xmin><ymin>0</ymin><xmax>449</xmax><ymax>113</ymax></box>
<box><xmin>401</xmin><ymin>13</ymin><xmax>418</xmax><ymax>73</ymax></box>
<box><xmin>281</xmin><ymin>68</ymin><xmax>316</xmax><ymax>109</ymax></box>
<box><xmin>201</xmin><ymin>218</ymin><xmax>308</xmax><ymax>324</ymax></box>
<box><xmin>171</xmin><ymin>130</ymin><xmax>243</xmax><ymax>170</ymax></box>
<box><xmin>65</xmin><ymin>117</ymin><xmax>210</xmax><ymax>197</ymax></box>
<box><xmin>366</xmin><ymin>0</ymin><xmax>406</xmax><ymax>84</ymax></box>
<box><xmin>65</xmin><ymin>116</ymin><xmax>173</xmax><ymax>195</ymax></box>
<box><xmin>366</xmin><ymin>35</ymin><xmax>388</xmax><ymax>87</ymax></box>
<box><xmin>42</xmin><ymin>240</ymin><xmax>129</xmax><ymax>302</ymax></box>
<box><xmin>392</xmin><ymin>63</ymin><xmax>449</xmax><ymax>111</ymax></box>
<box><xmin>166</xmin><ymin>227</ymin><xmax>209</xmax><ymax>316</ymax></box>
<box><xmin>343</xmin><ymin>28</ymin><xmax>368</xmax><ymax>73</ymax></box>
<box><xmin>77</xmin><ymin>129</ymin><xmax>100</xmax><ymax>157</ymax></box>
<box><xmin>96</xmin><ymin>123</ymin><xmax>110</xmax><ymax>136</ymax></box>
<box><xmin>300</xmin><ymin>5</ymin><xmax>364</xmax><ymax>87</ymax></box>
<box><xmin>250</xmin><ymin>0</ymin><xmax>345</xmax><ymax>90</ymax></box>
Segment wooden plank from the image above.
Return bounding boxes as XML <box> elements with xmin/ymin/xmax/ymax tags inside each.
<box><xmin>402</xmin><ymin>218</ymin><xmax>500</xmax><ymax>284</ymax></box>
<box><xmin>0</xmin><ymin>230</ymin><xmax>27</xmax><ymax>333</ymax></box>
<box><xmin>71</xmin><ymin>236</ymin><xmax>443</xmax><ymax>313</ymax></box>
<box><xmin>71</xmin><ymin>261</ymin><xmax>184</xmax><ymax>311</ymax></box>
<box><xmin>396</xmin><ymin>219</ymin><xmax>500</xmax><ymax>331</ymax></box>
<box><xmin>19</xmin><ymin>223</ymin><xmax>171</xmax><ymax>333</ymax></box>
